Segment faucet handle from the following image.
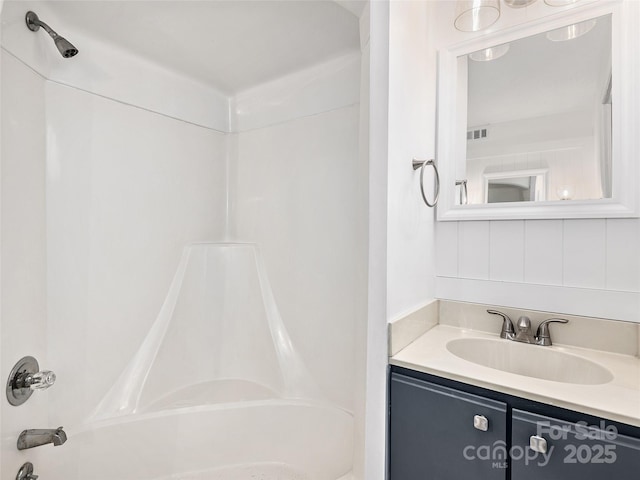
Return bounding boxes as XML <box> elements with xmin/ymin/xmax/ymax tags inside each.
<box><xmin>536</xmin><ymin>318</ymin><xmax>569</xmax><ymax>346</ymax></box>
<box><xmin>487</xmin><ymin>310</ymin><xmax>515</xmax><ymax>339</ymax></box>
<box><xmin>16</xmin><ymin>462</ymin><xmax>38</xmax><ymax>480</ymax></box>
<box><xmin>25</xmin><ymin>371</ymin><xmax>56</xmax><ymax>391</ymax></box>
<box><xmin>6</xmin><ymin>356</ymin><xmax>57</xmax><ymax>406</ymax></box>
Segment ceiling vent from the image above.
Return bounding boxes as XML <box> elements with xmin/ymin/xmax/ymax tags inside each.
<box><xmin>467</xmin><ymin>126</ymin><xmax>489</xmax><ymax>141</ymax></box>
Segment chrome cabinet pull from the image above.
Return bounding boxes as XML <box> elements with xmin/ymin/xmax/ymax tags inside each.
<box><xmin>530</xmin><ymin>435</ymin><xmax>548</xmax><ymax>454</ymax></box>
<box><xmin>412</xmin><ymin>159</ymin><xmax>440</xmax><ymax>207</ymax></box>
<box><xmin>473</xmin><ymin>414</ymin><xmax>489</xmax><ymax>431</ymax></box>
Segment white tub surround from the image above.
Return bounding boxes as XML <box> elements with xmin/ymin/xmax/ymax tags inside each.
<box><xmin>1</xmin><ymin>2</ymin><xmax>364</xmax><ymax>479</ymax></box>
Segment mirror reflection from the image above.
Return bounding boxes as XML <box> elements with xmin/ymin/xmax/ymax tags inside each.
<box><xmin>460</xmin><ymin>14</ymin><xmax>612</xmax><ymax>205</ymax></box>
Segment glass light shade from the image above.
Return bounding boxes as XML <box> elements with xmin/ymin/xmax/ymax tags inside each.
<box><xmin>556</xmin><ymin>186</ymin><xmax>573</xmax><ymax>200</ymax></box>
<box><xmin>504</xmin><ymin>0</ymin><xmax>537</xmax><ymax>8</ymax></box>
<box><xmin>545</xmin><ymin>0</ymin><xmax>580</xmax><ymax>6</ymax></box>
<box><xmin>546</xmin><ymin>19</ymin><xmax>596</xmax><ymax>42</ymax></box>
<box><xmin>469</xmin><ymin>43</ymin><xmax>510</xmax><ymax>62</ymax></box>
<box><xmin>454</xmin><ymin>0</ymin><xmax>500</xmax><ymax>32</ymax></box>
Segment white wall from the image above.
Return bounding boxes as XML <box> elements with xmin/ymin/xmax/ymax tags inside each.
<box><xmin>0</xmin><ymin>49</ymin><xmax>50</xmax><ymax>478</ymax></box>
<box><xmin>231</xmin><ymin>101</ymin><xmax>361</xmax><ymax>411</ymax></box>
<box><xmin>45</xmin><ymin>81</ymin><xmax>228</xmax><ymax>427</ymax></box>
<box><xmin>386</xmin><ymin>0</ymin><xmax>437</xmax><ymax>322</ymax></box>
<box><xmin>1</xmin><ymin>48</ymin><xmax>229</xmax><ymax>480</ymax></box>
<box><xmin>359</xmin><ymin>1</ymin><xmax>440</xmax><ymax>479</ymax></box>
<box><xmin>433</xmin><ymin>0</ymin><xmax>640</xmax><ymax>322</ymax></box>
<box><xmin>0</xmin><ymin>6</ymin><xmax>229</xmax><ymax>477</ymax></box>
<box><xmin>361</xmin><ymin>1</ymin><xmax>388</xmax><ymax>479</ymax></box>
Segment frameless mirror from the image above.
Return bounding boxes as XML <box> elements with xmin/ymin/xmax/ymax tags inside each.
<box><xmin>436</xmin><ymin>3</ymin><xmax>639</xmax><ymax>221</ymax></box>
<box><xmin>463</xmin><ymin>15</ymin><xmax>611</xmax><ymax>206</ymax></box>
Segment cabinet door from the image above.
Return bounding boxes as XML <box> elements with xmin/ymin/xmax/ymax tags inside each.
<box><xmin>512</xmin><ymin>409</ymin><xmax>640</xmax><ymax>480</ymax></box>
<box><xmin>389</xmin><ymin>373</ymin><xmax>507</xmax><ymax>480</ymax></box>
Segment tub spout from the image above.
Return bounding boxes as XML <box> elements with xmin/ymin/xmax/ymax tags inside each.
<box><xmin>17</xmin><ymin>427</ymin><xmax>67</xmax><ymax>450</ymax></box>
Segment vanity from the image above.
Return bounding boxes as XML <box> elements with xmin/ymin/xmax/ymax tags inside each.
<box><xmin>387</xmin><ymin>309</ymin><xmax>640</xmax><ymax>479</ymax></box>
<box><xmin>388</xmin><ymin>0</ymin><xmax>640</xmax><ymax>476</ymax></box>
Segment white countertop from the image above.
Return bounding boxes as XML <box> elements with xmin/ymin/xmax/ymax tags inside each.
<box><xmin>390</xmin><ymin>325</ymin><xmax>640</xmax><ymax>427</ymax></box>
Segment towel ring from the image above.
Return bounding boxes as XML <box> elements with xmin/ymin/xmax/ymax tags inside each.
<box><xmin>412</xmin><ymin>159</ymin><xmax>440</xmax><ymax>207</ymax></box>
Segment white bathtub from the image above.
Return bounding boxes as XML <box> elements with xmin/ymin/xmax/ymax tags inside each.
<box><xmin>42</xmin><ymin>397</ymin><xmax>353</xmax><ymax>480</ymax></box>
<box><xmin>45</xmin><ymin>245</ymin><xmax>355</xmax><ymax>480</ymax></box>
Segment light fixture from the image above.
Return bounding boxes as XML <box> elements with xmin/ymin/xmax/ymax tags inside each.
<box><xmin>454</xmin><ymin>0</ymin><xmax>500</xmax><ymax>32</ymax></box>
<box><xmin>504</xmin><ymin>0</ymin><xmax>537</xmax><ymax>8</ymax></box>
<box><xmin>546</xmin><ymin>18</ymin><xmax>596</xmax><ymax>41</ymax></box>
<box><xmin>556</xmin><ymin>186</ymin><xmax>573</xmax><ymax>200</ymax></box>
<box><xmin>544</xmin><ymin>0</ymin><xmax>581</xmax><ymax>6</ymax></box>
<box><xmin>469</xmin><ymin>43</ymin><xmax>510</xmax><ymax>61</ymax></box>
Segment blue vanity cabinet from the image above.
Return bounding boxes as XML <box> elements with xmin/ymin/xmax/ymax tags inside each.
<box><xmin>389</xmin><ymin>372</ymin><xmax>508</xmax><ymax>480</ymax></box>
<box><xmin>511</xmin><ymin>409</ymin><xmax>640</xmax><ymax>480</ymax></box>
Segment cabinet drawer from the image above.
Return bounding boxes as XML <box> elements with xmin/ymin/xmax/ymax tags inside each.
<box><xmin>389</xmin><ymin>373</ymin><xmax>507</xmax><ymax>480</ymax></box>
<box><xmin>512</xmin><ymin>409</ymin><xmax>640</xmax><ymax>480</ymax></box>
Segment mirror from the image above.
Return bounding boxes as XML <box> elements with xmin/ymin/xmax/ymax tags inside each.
<box><xmin>463</xmin><ymin>15</ymin><xmax>611</xmax><ymax>206</ymax></box>
<box><xmin>436</xmin><ymin>3</ymin><xmax>639</xmax><ymax>221</ymax></box>
<box><xmin>484</xmin><ymin>170</ymin><xmax>547</xmax><ymax>203</ymax></box>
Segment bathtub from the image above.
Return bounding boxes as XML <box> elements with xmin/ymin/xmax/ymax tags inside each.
<box><xmin>42</xmin><ymin>395</ymin><xmax>353</xmax><ymax>480</ymax></box>
<box><xmin>52</xmin><ymin>244</ymin><xmax>355</xmax><ymax>480</ymax></box>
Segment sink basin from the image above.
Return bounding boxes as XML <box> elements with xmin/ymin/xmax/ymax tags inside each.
<box><xmin>446</xmin><ymin>338</ymin><xmax>613</xmax><ymax>385</ymax></box>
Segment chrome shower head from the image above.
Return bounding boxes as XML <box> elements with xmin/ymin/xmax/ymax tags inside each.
<box><xmin>54</xmin><ymin>36</ymin><xmax>78</xmax><ymax>58</ymax></box>
<box><xmin>25</xmin><ymin>11</ymin><xmax>78</xmax><ymax>58</ymax></box>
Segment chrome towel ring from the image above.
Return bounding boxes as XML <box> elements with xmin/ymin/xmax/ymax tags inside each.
<box><xmin>412</xmin><ymin>159</ymin><xmax>440</xmax><ymax>207</ymax></box>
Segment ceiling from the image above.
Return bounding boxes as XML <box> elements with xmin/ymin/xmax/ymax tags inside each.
<box><xmin>467</xmin><ymin>15</ymin><xmax>611</xmax><ymax>127</ymax></box>
<box><xmin>38</xmin><ymin>0</ymin><xmax>361</xmax><ymax>94</ymax></box>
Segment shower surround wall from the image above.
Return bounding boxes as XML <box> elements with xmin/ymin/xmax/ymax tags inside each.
<box><xmin>1</xmin><ymin>1</ymin><xmax>362</xmax><ymax>478</ymax></box>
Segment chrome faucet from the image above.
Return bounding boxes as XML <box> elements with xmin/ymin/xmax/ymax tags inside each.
<box><xmin>487</xmin><ymin>310</ymin><xmax>568</xmax><ymax>346</ymax></box>
<box><xmin>17</xmin><ymin>427</ymin><xmax>67</xmax><ymax>450</ymax></box>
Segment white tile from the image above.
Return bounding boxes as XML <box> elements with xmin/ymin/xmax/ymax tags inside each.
<box><xmin>563</xmin><ymin>219</ymin><xmax>606</xmax><ymax>289</ymax></box>
<box><xmin>524</xmin><ymin>220</ymin><xmax>563</xmax><ymax>285</ymax></box>
<box><xmin>436</xmin><ymin>222</ymin><xmax>459</xmax><ymax>277</ymax></box>
<box><xmin>489</xmin><ymin>221</ymin><xmax>524</xmax><ymax>282</ymax></box>
<box><xmin>458</xmin><ymin>222</ymin><xmax>490</xmax><ymax>279</ymax></box>
<box><xmin>606</xmin><ymin>219</ymin><xmax>640</xmax><ymax>292</ymax></box>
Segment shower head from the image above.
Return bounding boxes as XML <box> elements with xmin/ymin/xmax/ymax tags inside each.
<box><xmin>25</xmin><ymin>11</ymin><xmax>78</xmax><ymax>58</ymax></box>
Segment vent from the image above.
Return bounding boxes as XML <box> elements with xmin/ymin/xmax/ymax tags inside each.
<box><xmin>467</xmin><ymin>126</ymin><xmax>489</xmax><ymax>141</ymax></box>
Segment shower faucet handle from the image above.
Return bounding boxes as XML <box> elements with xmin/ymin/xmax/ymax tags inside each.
<box><xmin>6</xmin><ymin>356</ymin><xmax>57</xmax><ymax>406</ymax></box>
<box><xmin>25</xmin><ymin>371</ymin><xmax>56</xmax><ymax>391</ymax></box>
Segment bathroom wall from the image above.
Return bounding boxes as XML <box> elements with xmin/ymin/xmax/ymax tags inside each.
<box><xmin>386</xmin><ymin>0</ymin><xmax>438</xmax><ymax>322</ymax></box>
<box><xmin>1</xmin><ymin>49</ymin><xmax>50</xmax><ymax>478</ymax></box>
<box><xmin>0</xmin><ymin>3</ymin><xmax>229</xmax><ymax>475</ymax></box>
<box><xmin>432</xmin><ymin>0</ymin><xmax>640</xmax><ymax>322</ymax></box>
<box><xmin>2</xmin><ymin>40</ymin><xmax>228</xmax><ymax>464</ymax></box>
<box><xmin>358</xmin><ymin>1</ymin><xmax>440</xmax><ymax>479</ymax></box>
<box><xmin>230</xmin><ymin>53</ymin><xmax>362</xmax><ymax>411</ymax></box>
